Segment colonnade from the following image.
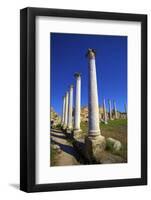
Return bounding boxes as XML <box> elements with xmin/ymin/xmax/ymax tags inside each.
<box><xmin>60</xmin><ymin>49</ymin><xmax>126</xmax><ymax>140</ymax></box>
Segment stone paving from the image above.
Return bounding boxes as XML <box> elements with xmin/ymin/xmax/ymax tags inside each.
<box><xmin>51</xmin><ymin>129</ymin><xmax>81</xmax><ymax>166</ymax></box>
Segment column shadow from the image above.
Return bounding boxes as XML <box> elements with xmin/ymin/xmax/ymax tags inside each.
<box><xmin>51</xmin><ymin>133</ymin><xmax>67</xmax><ymax>140</ymax></box>
<box><xmin>51</xmin><ymin>129</ymin><xmax>63</xmax><ymax>133</ymax></box>
<box><xmin>51</xmin><ymin>139</ymin><xmax>81</xmax><ymax>162</ymax></box>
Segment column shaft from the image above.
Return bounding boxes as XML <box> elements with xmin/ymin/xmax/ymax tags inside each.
<box><xmin>85</xmin><ymin>49</ymin><xmax>106</xmax><ymax>162</ymax></box>
<box><xmin>114</xmin><ymin>101</ymin><xmax>117</xmax><ymax>119</ymax></box>
<box><xmin>108</xmin><ymin>100</ymin><xmax>112</xmax><ymax>120</ymax></box>
<box><xmin>61</xmin><ymin>96</ymin><xmax>65</xmax><ymax>126</ymax></box>
<box><xmin>74</xmin><ymin>73</ymin><xmax>81</xmax><ymax>131</ymax></box>
<box><xmin>64</xmin><ymin>92</ymin><xmax>69</xmax><ymax>128</ymax></box>
<box><xmin>103</xmin><ymin>99</ymin><xmax>108</xmax><ymax>124</ymax></box>
<box><xmin>125</xmin><ymin>103</ymin><xmax>127</xmax><ymax>118</ymax></box>
<box><xmin>67</xmin><ymin>85</ymin><xmax>73</xmax><ymax>129</ymax></box>
<box><xmin>125</xmin><ymin>103</ymin><xmax>127</xmax><ymax>113</ymax></box>
<box><xmin>88</xmin><ymin>51</ymin><xmax>100</xmax><ymax>136</ymax></box>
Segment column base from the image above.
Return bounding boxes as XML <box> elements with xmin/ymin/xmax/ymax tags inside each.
<box><xmin>62</xmin><ymin>125</ymin><xmax>67</xmax><ymax>130</ymax></box>
<box><xmin>102</xmin><ymin>120</ymin><xmax>108</xmax><ymax>124</ymax></box>
<box><xmin>85</xmin><ymin>134</ymin><xmax>106</xmax><ymax>163</ymax></box>
<box><xmin>73</xmin><ymin>129</ymin><xmax>82</xmax><ymax>139</ymax></box>
<box><xmin>66</xmin><ymin>128</ymin><xmax>73</xmax><ymax>134</ymax></box>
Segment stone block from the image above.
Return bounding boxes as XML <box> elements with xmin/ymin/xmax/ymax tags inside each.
<box><xmin>66</xmin><ymin>129</ymin><xmax>72</xmax><ymax>134</ymax></box>
<box><xmin>85</xmin><ymin>135</ymin><xmax>106</xmax><ymax>163</ymax></box>
<box><xmin>106</xmin><ymin>137</ymin><xmax>122</xmax><ymax>152</ymax></box>
<box><xmin>73</xmin><ymin>129</ymin><xmax>82</xmax><ymax>139</ymax></box>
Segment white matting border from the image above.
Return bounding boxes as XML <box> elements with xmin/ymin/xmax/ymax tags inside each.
<box><xmin>36</xmin><ymin>16</ymin><xmax>141</xmax><ymax>184</ymax></box>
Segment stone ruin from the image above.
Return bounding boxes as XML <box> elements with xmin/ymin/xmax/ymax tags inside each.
<box><xmin>52</xmin><ymin>48</ymin><xmax>127</xmax><ymax>163</ymax></box>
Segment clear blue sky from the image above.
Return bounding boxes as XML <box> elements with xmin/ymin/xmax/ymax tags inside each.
<box><xmin>50</xmin><ymin>33</ymin><xmax>127</xmax><ymax>115</ymax></box>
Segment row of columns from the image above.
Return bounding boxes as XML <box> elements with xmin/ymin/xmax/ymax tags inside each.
<box><xmin>103</xmin><ymin>99</ymin><xmax>127</xmax><ymax>123</ymax></box>
<box><xmin>60</xmin><ymin>48</ymin><xmax>127</xmax><ymax>161</ymax></box>
<box><xmin>61</xmin><ymin>74</ymin><xmax>81</xmax><ymax>134</ymax></box>
<box><xmin>102</xmin><ymin>99</ymin><xmax>123</xmax><ymax>123</ymax></box>
<box><xmin>61</xmin><ymin>49</ymin><xmax>126</xmax><ymax>141</ymax></box>
<box><xmin>61</xmin><ymin>48</ymin><xmax>102</xmax><ymax>138</ymax></box>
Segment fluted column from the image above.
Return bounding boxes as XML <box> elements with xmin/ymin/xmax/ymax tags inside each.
<box><xmin>85</xmin><ymin>49</ymin><xmax>106</xmax><ymax>162</ymax></box>
<box><xmin>67</xmin><ymin>85</ymin><xmax>73</xmax><ymax>131</ymax></box>
<box><xmin>108</xmin><ymin>99</ymin><xmax>113</xmax><ymax>120</ymax></box>
<box><xmin>73</xmin><ymin>73</ymin><xmax>81</xmax><ymax>135</ymax></box>
<box><xmin>63</xmin><ymin>91</ymin><xmax>69</xmax><ymax>129</ymax></box>
<box><xmin>61</xmin><ymin>96</ymin><xmax>65</xmax><ymax>126</ymax></box>
<box><xmin>114</xmin><ymin>100</ymin><xmax>117</xmax><ymax>119</ymax></box>
<box><xmin>103</xmin><ymin>98</ymin><xmax>108</xmax><ymax>124</ymax></box>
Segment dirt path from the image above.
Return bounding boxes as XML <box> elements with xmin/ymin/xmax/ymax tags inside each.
<box><xmin>51</xmin><ymin>129</ymin><xmax>81</xmax><ymax>166</ymax></box>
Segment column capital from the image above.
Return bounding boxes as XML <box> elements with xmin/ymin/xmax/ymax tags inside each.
<box><xmin>74</xmin><ymin>72</ymin><xmax>81</xmax><ymax>78</ymax></box>
<box><xmin>86</xmin><ymin>48</ymin><xmax>96</xmax><ymax>59</ymax></box>
<box><xmin>65</xmin><ymin>91</ymin><xmax>69</xmax><ymax>97</ymax></box>
<box><xmin>69</xmin><ymin>84</ymin><xmax>74</xmax><ymax>89</ymax></box>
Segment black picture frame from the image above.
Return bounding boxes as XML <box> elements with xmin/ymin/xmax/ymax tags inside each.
<box><xmin>20</xmin><ymin>7</ymin><xmax>147</xmax><ymax>192</ymax></box>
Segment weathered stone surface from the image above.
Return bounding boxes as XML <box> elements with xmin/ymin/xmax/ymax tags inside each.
<box><xmin>51</xmin><ymin>144</ymin><xmax>62</xmax><ymax>153</ymax></box>
<box><xmin>66</xmin><ymin>128</ymin><xmax>72</xmax><ymax>134</ymax></box>
<box><xmin>103</xmin><ymin>98</ymin><xmax>108</xmax><ymax>124</ymax></box>
<box><xmin>74</xmin><ymin>73</ymin><xmax>81</xmax><ymax>132</ymax></box>
<box><xmin>64</xmin><ymin>92</ymin><xmax>69</xmax><ymax>129</ymax></box>
<box><xmin>106</xmin><ymin>137</ymin><xmax>122</xmax><ymax>152</ymax></box>
<box><xmin>73</xmin><ymin>129</ymin><xmax>82</xmax><ymax>139</ymax></box>
<box><xmin>75</xmin><ymin>106</ymin><xmax>127</xmax><ymax>123</ymax></box>
<box><xmin>85</xmin><ymin>135</ymin><xmax>106</xmax><ymax>163</ymax></box>
<box><xmin>67</xmin><ymin>85</ymin><xmax>73</xmax><ymax>130</ymax></box>
<box><xmin>50</xmin><ymin>107</ymin><xmax>61</xmax><ymax>127</ymax></box>
<box><xmin>61</xmin><ymin>96</ymin><xmax>65</xmax><ymax>126</ymax></box>
<box><xmin>80</xmin><ymin>106</ymin><xmax>104</xmax><ymax>122</ymax></box>
<box><xmin>99</xmin><ymin>151</ymin><xmax>124</xmax><ymax>164</ymax></box>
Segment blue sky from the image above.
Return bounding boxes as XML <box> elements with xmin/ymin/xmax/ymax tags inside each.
<box><xmin>50</xmin><ymin>33</ymin><xmax>127</xmax><ymax>115</ymax></box>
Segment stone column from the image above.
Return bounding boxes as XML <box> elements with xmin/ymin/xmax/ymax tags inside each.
<box><xmin>114</xmin><ymin>100</ymin><xmax>117</xmax><ymax>119</ymax></box>
<box><xmin>103</xmin><ymin>98</ymin><xmax>108</xmax><ymax>124</ymax></box>
<box><xmin>124</xmin><ymin>103</ymin><xmax>127</xmax><ymax>118</ymax></box>
<box><xmin>67</xmin><ymin>85</ymin><xmax>74</xmax><ymax>132</ymax></box>
<box><xmin>61</xmin><ymin>96</ymin><xmax>65</xmax><ymax>126</ymax></box>
<box><xmin>124</xmin><ymin>103</ymin><xmax>127</xmax><ymax>113</ymax></box>
<box><xmin>73</xmin><ymin>73</ymin><xmax>81</xmax><ymax>136</ymax></box>
<box><xmin>85</xmin><ymin>49</ymin><xmax>106</xmax><ymax>162</ymax></box>
<box><xmin>63</xmin><ymin>91</ymin><xmax>69</xmax><ymax>129</ymax></box>
<box><xmin>108</xmin><ymin>99</ymin><xmax>113</xmax><ymax>120</ymax></box>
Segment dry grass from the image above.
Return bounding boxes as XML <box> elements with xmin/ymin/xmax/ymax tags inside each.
<box><xmin>80</xmin><ymin>119</ymin><xmax>127</xmax><ymax>161</ymax></box>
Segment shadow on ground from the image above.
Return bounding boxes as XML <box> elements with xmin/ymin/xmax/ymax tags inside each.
<box><xmin>9</xmin><ymin>183</ymin><xmax>19</xmax><ymax>190</ymax></box>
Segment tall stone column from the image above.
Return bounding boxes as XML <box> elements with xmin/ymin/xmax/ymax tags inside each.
<box><xmin>103</xmin><ymin>98</ymin><xmax>108</xmax><ymax>124</ymax></box>
<box><xmin>63</xmin><ymin>91</ymin><xmax>69</xmax><ymax>129</ymax></box>
<box><xmin>124</xmin><ymin>103</ymin><xmax>127</xmax><ymax>113</ymax></box>
<box><xmin>73</xmin><ymin>73</ymin><xmax>81</xmax><ymax>137</ymax></box>
<box><xmin>114</xmin><ymin>100</ymin><xmax>117</xmax><ymax>119</ymax></box>
<box><xmin>108</xmin><ymin>99</ymin><xmax>113</xmax><ymax>120</ymax></box>
<box><xmin>67</xmin><ymin>85</ymin><xmax>74</xmax><ymax>132</ymax></box>
<box><xmin>85</xmin><ymin>49</ymin><xmax>106</xmax><ymax>162</ymax></box>
<box><xmin>61</xmin><ymin>96</ymin><xmax>65</xmax><ymax>126</ymax></box>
